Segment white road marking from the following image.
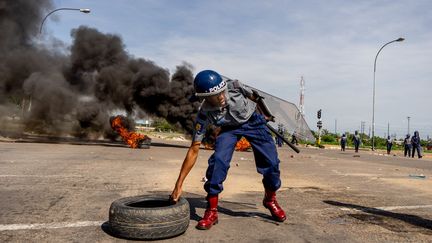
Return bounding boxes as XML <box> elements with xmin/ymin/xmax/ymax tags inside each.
<box><xmin>331</xmin><ymin>169</ymin><xmax>342</xmax><ymax>175</ymax></box>
<box><xmin>0</xmin><ymin>175</ymin><xmax>83</xmax><ymax>178</ymax></box>
<box><xmin>0</xmin><ymin>221</ymin><xmax>105</xmax><ymax>231</ymax></box>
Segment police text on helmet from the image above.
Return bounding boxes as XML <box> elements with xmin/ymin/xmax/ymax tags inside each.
<box><xmin>209</xmin><ymin>80</ymin><xmax>226</xmax><ymax>93</ymax></box>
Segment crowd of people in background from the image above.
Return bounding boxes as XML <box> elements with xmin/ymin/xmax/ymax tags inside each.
<box><xmin>381</xmin><ymin>131</ymin><xmax>423</xmax><ymax>158</ymax></box>
<box><xmin>274</xmin><ymin>124</ymin><xmax>299</xmax><ymax>148</ymax></box>
<box><xmin>338</xmin><ymin>130</ymin><xmax>424</xmax><ymax>159</ymax></box>
<box><xmin>403</xmin><ymin>131</ymin><xmax>423</xmax><ymax>158</ymax></box>
<box><xmin>273</xmin><ymin>126</ymin><xmax>426</xmax><ymax>159</ymax></box>
<box><xmin>275</xmin><ymin>124</ymin><xmax>285</xmax><ymax>147</ymax></box>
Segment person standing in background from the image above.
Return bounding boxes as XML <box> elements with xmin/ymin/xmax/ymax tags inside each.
<box><xmin>385</xmin><ymin>136</ymin><xmax>393</xmax><ymax>155</ymax></box>
<box><xmin>403</xmin><ymin>134</ymin><xmax>412</xmax><ymax>157</ymax></box>
<box><xmin>411</xmin><ymin>131</ymin><xmax>422</xmax><ymax>158</ymax></box>
<box><xmin>276</xmin><ymin>124</ymin><xmax>284</xmax><ymax>147</ymax></box>
<box><xmin>340</xmin><ymin>134</ymin><xmax>347</xmax><ymax>151</ymax></box>
<box><xmin>291</xmin><ymin>131</ymin><xmax>298</xmax><ymax>146</ymax></box>
<box><xmin>352</xmin><ymin>131</ymin><xmax>361</xmax><ymax>153</ymax></box>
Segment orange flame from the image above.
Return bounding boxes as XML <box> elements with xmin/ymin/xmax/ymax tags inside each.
<box><xmin>203</xmin><ymin>137</ymin><xmax>251</xmax><ymax>151</ymax></box>
<box><xmin>111</xmin><ymin>116</ymin><xmax>149</xmax><ymax>148</ymax></box>
<box><xmin>235</xmin><ymin>137</ymin><xmax>251</xmax><ymax>151</ymax></box>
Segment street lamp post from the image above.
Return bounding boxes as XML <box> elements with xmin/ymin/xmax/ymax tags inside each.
<box><xmin>24</xmin><ymin>7</ymin><xmax>91</xmax><ymax>113</ymax></box>
<box><xmin>39</xmin><ymin>8</ymin><xmax>91</xmax><ymax>34</ymax></box>
<box><xmin>371</xmin><ymin>37</ymin><xmax>404</xmax><ymax>151</ymax></box>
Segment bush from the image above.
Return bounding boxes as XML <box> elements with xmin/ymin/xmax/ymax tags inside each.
<box><xmin>321</xmin><ymin>134</ymin><xmax>336</xmax><ymax>143</ymax></box>
<box><xmin>152</xmin><ymin>118</ymin><xmax>178</xmax><ymax>132</ymax></box>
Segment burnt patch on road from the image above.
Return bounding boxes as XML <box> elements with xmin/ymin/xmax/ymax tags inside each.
<box><xmin>47</xmin><ymin>195</ymin><xmax>65</xmax><ymax>211</ymax></box>
<box><xmin>344</xmin><ymin>213</ymin><xmax>432</xmax><ymax>235</ymax></box>
<box><xmin>348</xmin><ymin>213</ymin><xmax>407</xmax><ymax>233</ymax></box>
<box><xmin>324</xmin><ymin>200</ymin><xmax>432</xmax><ymax>234</ymax></box>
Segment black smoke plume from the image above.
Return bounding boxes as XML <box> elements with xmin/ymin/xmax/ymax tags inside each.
<box><xmin>0</xmin><ymin>0</ymin><xmax>200</xmax><ymax>137</ymax></box>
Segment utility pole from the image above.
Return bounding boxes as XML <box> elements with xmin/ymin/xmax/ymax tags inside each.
<box><xmin>334</xmin><ymin>119</ymin><xmax>337</xmax><ymax>135</ymax></box>
<box><xmin>299</xmin><ymin>76</ymin><xmax>305</xmax><ymax>117</ymax></box>
<box><xmin>317</xmin><ymin>109</ymin><xmax>322</xmax><ymax>145</ymax></box>
<box><xmin>407</xmin><ymin>116</ymin><xmax>410</xmax><ymax>135</ymax></box>
<box><xmin>361</xmin><ymin>121</ymin><xmax>365</xmax><ymax>135</ymax></box>
<box><xmin>387</xmin><ymin>122</ymin><xmax>390</xmax><ymax>138</ymax></box>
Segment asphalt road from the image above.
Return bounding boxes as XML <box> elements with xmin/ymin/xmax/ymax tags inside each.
<box><xmin>0</xmin><ymin>138</ymin><xmax>431</xmax><ymax>242</ymax></box>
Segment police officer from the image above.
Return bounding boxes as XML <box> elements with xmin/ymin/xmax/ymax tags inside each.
<box><xmin>403</xmin><ymin>134</ymin><xmax>412</xmax><ymax>157</ymax></box>
<box><xmin>170</xmin><ymin>70</ymin><xmax>286</xmax><ymax>230</ymax></box>
<box><xmin>340</xmin><ymin>133</ymin><xmax>347</xmax><ymax>151</ymax></box>
<box><xmin>352</xmin><ymin>130</ymin><xmax>361</xmax><ymax>153</ymax></box>
<box><xmin>411</xmin><ymin>131</ymin><xmax>422</xmax><ymax>158</ymax></box>
<box><xmin>276</xmin><ymin>124</ymin><xmax>284</xmax><ymax>147</ymax></box>
<box><xmin>291</xmin><ymin>131</ymin><xmax>299</xmax><ymax>146</ymax></box>
<box><xmin>386</xmin><ymin>135</ymin><xmax>393</xmax><ymax>155</ymax></box>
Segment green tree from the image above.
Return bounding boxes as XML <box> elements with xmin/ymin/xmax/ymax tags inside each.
<box><xmin>152</xmin><ymin>118</ymin><xmax>178</xmax><ymax>132</ymax></box>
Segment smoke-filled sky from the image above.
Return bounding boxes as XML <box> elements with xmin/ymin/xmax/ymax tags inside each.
<box><xmin>0</xmin><ymin>0</ymin><xmax>199</xmax><ymax>137</ymax></box>
<box><xmin>6</xmin><ymin>0</ymin><xmax>432</xmax><ymax>138</ymax></box>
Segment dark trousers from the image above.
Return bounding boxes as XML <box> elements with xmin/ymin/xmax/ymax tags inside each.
<box><xmin>204</xmin><ymin>113</ymin><xmax>281</xmax><ymax>195</ymax></box>
<box><xmin>276</xmin><ymin>137</ymin><xmax>283</xmax><ymax>147</ymax></box>
<box><xmin>404</xmin><ymin>145</ymin><xmax>411</xmax><ymax>157</ymax></box>
<box><xmin>354</xmin><ymin>141</ymin><xmax>360</xmax><ymax>152</ymax></box>
<box><xmin>412</xmin><ymin>146</ymin><xmax>422</xmax><ymax>158</ymax></box>
<box><xmin>386</xmin><ymin>144</ymin><xmax>392</xmax><ymax>154</ymax></box>
<box><xmin>341</xmin><ymin>143</ymin><xmax>346</xmax><ymax>151</ymax></box>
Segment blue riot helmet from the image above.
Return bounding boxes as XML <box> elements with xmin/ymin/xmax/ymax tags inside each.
<box><xmin>194</xmin><ymin>70</ymin><xmax>227</xmax><ymax>97</ymax></box>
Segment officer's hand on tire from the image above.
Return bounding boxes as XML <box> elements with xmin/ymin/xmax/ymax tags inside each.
<box><xmin>170</xmin><ymin>187</ymin><xmax>182</xmax><ymax>204</ymax></box>
<box><xmin>109</xmin><ymin>195</ymin><xmax>190</xmax><ymax>240</ymax></box>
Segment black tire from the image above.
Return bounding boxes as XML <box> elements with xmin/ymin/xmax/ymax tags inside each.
<box><xmin>108</xmin><ymin>195</ymin><xmax>190</xmax><ymax>240</ymax></box>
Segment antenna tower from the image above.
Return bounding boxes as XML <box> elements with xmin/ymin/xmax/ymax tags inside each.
<box><xmin>299</xmin><ymin>76</ymin><xmax>305</xmax><ymax>117</ymax></box>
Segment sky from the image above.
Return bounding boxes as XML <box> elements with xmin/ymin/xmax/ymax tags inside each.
<box><xmin>47</xmin><ymin>0</ymin><xmax>432</xmax><ymax>139</ymax></box>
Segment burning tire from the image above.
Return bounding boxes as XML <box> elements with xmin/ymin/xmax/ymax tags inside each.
<box><xmin>108</xmin><ymin>195</ymin><xmax>190</xmax><ymax>240</ymax></box>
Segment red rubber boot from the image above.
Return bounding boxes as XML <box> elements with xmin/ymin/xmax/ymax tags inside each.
<box><xmin>196</xmin><ymin>195</ymin><xmax>218</xmax><ymax>230</ymax></box>
<box><xmin>263</xmin><ymin>190</ymin><xmax>286</xmax><ymax>222</ymax></box>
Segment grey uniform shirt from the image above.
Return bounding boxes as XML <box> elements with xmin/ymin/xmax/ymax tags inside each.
<box><xmin>192</xmin><ymin>79</ymin><xmax>257</xmax><ymax>142</ymax></box>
